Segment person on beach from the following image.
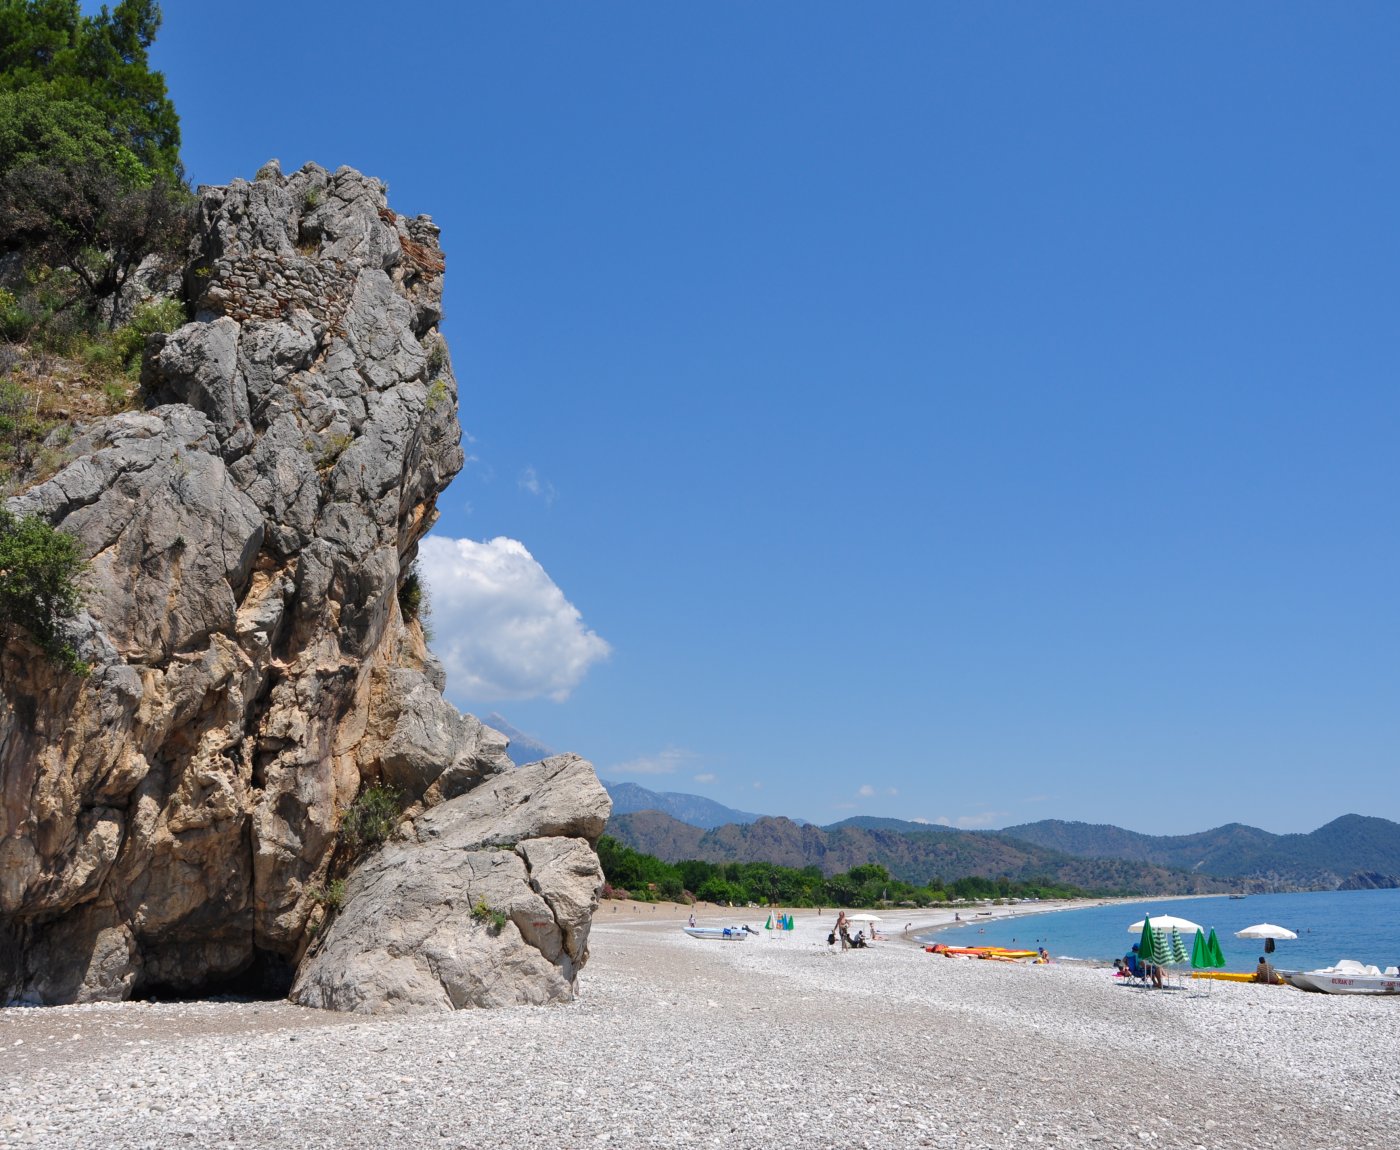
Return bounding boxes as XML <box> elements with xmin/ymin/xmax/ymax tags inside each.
<box><xmin>1127</xmin><ymin>944</ymin><xmax>1163</xmax><ymax>988</ymax></box>
<box><xmin>1037</xmin><ymin>947</ymin><xmax>1050</xmax><ymax>964</ymax></box>
<box><xmin>688</xmin><ymin>911</ymin><xmax>696</xmax><ymax>928</ymax></box>
<box><xmin>835</xmin><ymin>911</ymin><xmax>851</xmax><ymax>951</ymax></box>
<box><xmin>1255</xmin><ymin>956</ymin><xmax>1282</xmax><ymax>985</ymax></box>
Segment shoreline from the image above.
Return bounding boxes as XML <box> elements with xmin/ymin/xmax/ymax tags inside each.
<box><xmin>598</xmin><ymin>893</ymin><xmax>1184</xmax><ymax>959</ymax></box>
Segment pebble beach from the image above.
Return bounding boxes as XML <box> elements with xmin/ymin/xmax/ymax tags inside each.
<box><xmin>2</xmin><ymin>903</ymin><xmax>1397</xmax><ymax>1149</ymax></box>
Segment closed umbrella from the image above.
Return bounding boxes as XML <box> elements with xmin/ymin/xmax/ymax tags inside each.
<box><xmin>1169</xmin><ymin>926</ymin><xmax>1188</xmax><ymax>965</ymax></box>
<box><xmin>1190</xmin><ymin>927</ymin><xmax>1210</xmax><ymax>969</ymax></box>
<box><xmin>1137</xmin><ymin>915</ymin><xmax>1156</xmax><ymax>962</ymax></box>
<box><xmin>1188</xmin><ymin>925</ymin><xmax>1217</xmax><ymax>993</ymax></box>
<box><xmin>1135</xmin><ymin>916</ymin><xmax>1165</xmax><ymax>982</ymax></box>
<box><xmin>1150</xmin><ymin>922</ymin><xmax>1171</xmax><ymax>967</ymax></box>
<box><xmin>1205</xmin><ymin>927</ymin><xmax>1226</xmax><ymax>968</ymax></box>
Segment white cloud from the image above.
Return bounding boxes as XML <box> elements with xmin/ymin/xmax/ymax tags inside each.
<box><xmin>693</xmin><ymin>773</ymin><xmax>716</xmax><ymax>784</ymax></box>
<box><xmin>608</xmin><ymin>747</ymin><xmax>694</xmax><ymax>776</ymax></box>
<box><xmin>858</xmin><ymin>785</ymin><xmax>875</xmax><ymax>798</ymax></box>
<box><xmin>418</xmin><ymin>535</ymin><xmax>610</xmax><ymax>703</ymax></box>
<box><xmin>519</xmin><ymin>466</ymin><xmax>556</xmax><ymax>504</ymax></box>
<box><xmin>934</xmin><ymin>811</ymin><xmax>1007</xmax><ymax>830</ymax></box>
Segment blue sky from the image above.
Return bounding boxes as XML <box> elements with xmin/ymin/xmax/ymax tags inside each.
<box><xmin>148</xmin><ymin>2</ymin><xmax>1398</xmax><ymax>835</ymax></box>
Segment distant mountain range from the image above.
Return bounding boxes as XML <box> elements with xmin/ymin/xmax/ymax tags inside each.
<box><xmin>484</xmin><ymin>713</ymin><xmax>562</xmax><ymax>768</ymax></box>
<box><xmin>606</xmin><ymin>811</ymin><xmax>1232</xmax><ymax>896</ymax></box>
<box><xmin>482</xmin><ymin>716</ymin><xmax>1400</xmax><ymax>895</ymax></box>
<box><xmin>602</xmin><ymin>781</ymin><xmax>771</xmax><ymax>830</ymax></box>
<box><xmin>604</xmin><ymin>808</ymin><xmax>1400</xmax><ymax>895</ymax></box>
<box><xmin>999</xmin><ymin>815</ymin><xmax>1400</xmax><ymax>892</ymax></box>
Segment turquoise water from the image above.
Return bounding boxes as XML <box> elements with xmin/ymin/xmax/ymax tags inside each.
<box><xmin>919</xmin><ymin>888</ymin><xmax>1400</xmax><ymax>974</ymax></box>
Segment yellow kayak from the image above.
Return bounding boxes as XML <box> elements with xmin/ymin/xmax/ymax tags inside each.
<box><xmin>1190</xmin><ymin>970</ymin><xmax>1274</xmax><ymax>984</ymax></box>
<box><xmin>928</xmin><ymin>945</ymin><xmax>1038</xmax><ymax>960</ymax></box>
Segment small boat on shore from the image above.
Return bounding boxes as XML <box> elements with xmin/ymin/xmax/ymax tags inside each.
<box><xmin>683</xmin><ymin>925</ymin><xmax>753</xmax><ymax>941</ymax></box>
<box><xmin>1278</xmin><ymin>961</ymin><xmax>1400</xmax><ymax>995</ymax></box>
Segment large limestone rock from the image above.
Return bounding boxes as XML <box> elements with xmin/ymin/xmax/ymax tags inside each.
<box><xmin>291</xmin><ymin>755</ymin><xmax>608</xmax><ymax>1013</ymax></box>
<box><xmin>0</xmin><ymin>163</ymin><xmax>607</xmax><ymax>1010</ymax></box>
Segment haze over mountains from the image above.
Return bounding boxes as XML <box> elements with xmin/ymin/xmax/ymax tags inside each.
<box><xmin>491</xmin><ymin>719</ymin><xmax>1400</xmax><ymax>895</ymax></box>
<box><xmin>490</xmin><ymin>717</ymin><xmax>772</xmax><ymax>829</ymax></box>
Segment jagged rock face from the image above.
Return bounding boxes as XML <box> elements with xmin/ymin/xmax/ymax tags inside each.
<box><xmin>291</xmin><ymin>755</ymin><xmax>610</xmax><ymax>1013</ymax></box>
<box><xmin>0</xmin><ymin>163</ymin><xmax>608</xmax><ymax>1008</ymax></box>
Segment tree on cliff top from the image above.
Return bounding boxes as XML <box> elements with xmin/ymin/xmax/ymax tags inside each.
<box><xmin>0</xmin><ymin>1</ymin><xmax>187</xmax><ymax>329</ymax></box>
<box><xmin>0</xmin><ymin>0</ymin><xmax>181</xmax><ymax>182</ymax></box>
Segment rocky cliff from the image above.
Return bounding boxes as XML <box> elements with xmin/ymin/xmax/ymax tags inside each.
<box><xmin>0</xmin><ymin>162</ymin><xmax>608</xmax><ymax>1008</ymax></box>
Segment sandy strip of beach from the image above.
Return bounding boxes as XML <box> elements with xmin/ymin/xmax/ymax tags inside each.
<box><xmin>2</xmin><ymin>902</ymin><xmax>1397</xmax><ymax>1149</ymax></box>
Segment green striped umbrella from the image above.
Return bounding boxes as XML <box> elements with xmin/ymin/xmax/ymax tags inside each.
<box><xmin>1169</xmin><ymin>926</ymin><xmax>1189</xmax><ymax>965</ymax></box>
<box><xmin>1151</xmin><ymin>921</ymin><xmax>1171</xmax><ymax>967</ymax></box>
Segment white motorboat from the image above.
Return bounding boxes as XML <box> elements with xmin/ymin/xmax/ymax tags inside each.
<box><xmin>683</xmin><ymin>925</ymin><xmax>752</xmax><ymax>941</ymax></box>
<box><xmin>1278</xmin><ymin>960</ymin><xmax>1400</xmax><ymax>995</ymax></box>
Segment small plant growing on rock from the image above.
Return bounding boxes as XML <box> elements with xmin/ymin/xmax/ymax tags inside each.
<box><xmin>339</xmin><ymin>784</ymin><xmax>402</xmax><ymax>855</ymax></box>
<box><xmin>398</xmin><ymin>561</ymin><xmax>427</xmax><ymax>623</ymax></box>
<box><xmin>471</xmin><ymin>898</ymin><xmax>509</xmax><ymax>935</ymax></box>
<box><xmin>310</xmin><ymin>878</ymin><xmax>347</xmax><ymax>911</ymax></box>
<box><xmin>316</xmin><ymin>432</ymin><xmax>354</xmax><ymax>474</ymax></box>
<box><xmin>424</xmin><ymin>341</ymin><xmax>447</xmax><ymax>379</ymax></box>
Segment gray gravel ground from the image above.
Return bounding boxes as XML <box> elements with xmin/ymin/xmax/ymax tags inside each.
<box><xmin>2</xmin><ymin>913</ymin><xmax>1396</xmax><ymax>1149</ymax></box>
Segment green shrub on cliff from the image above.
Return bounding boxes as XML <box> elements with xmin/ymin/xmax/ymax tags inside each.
<box><xmin>339</xmin><ymin>784</ymin><xmax>402</xmax><ymax>855</ymax></box>
<box><xmin>398</xmin><ymin>560</ymin><xmax>428</xmax><ymax>624</ymax></box>
<box><xmin>0</xmin><ymin>506</ymin><xmax>87</xmax><ymax>673</ymax></box>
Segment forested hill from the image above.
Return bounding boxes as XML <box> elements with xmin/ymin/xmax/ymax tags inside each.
<box><xmin>999</xmin><ymin>814</ymin><xmax>1400</xmax><ymax>890</ymax></box>
<box><xmin>605</xmin><ymin>809</ymin><xmax>1400</xmax><ymax>894</ymax></box>
<box><xmin>606</xmin><ymin>811</ymin><xmax>1233</xmax><ymax>896</ymax></box>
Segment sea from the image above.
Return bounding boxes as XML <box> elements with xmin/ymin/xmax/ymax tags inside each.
<box><xmin>917</xmin><ymin>887</ymin><xmax>1400</xmax><ymax>974</ymax></box>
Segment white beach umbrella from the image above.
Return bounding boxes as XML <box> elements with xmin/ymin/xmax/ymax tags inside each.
<box><xmin>845</xmin><ymin>913</ymin><xmax>883</xmax><ymax>923</ymax></box>
<box><xmin>1234</xmin><ymin>923</ymin><xmax>1298</xmax><ymax>940</ymax></box>
<box><xmin>1127</xmin><ymin>915</ymin><xmax>1202</xmax><ymax>934</ymax></box>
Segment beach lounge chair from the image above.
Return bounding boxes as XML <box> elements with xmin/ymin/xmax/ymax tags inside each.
<box><xmin>1123</xmin><ymin>952</ymin><xmax>1157</xmax><ymax>987</ymax></box>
